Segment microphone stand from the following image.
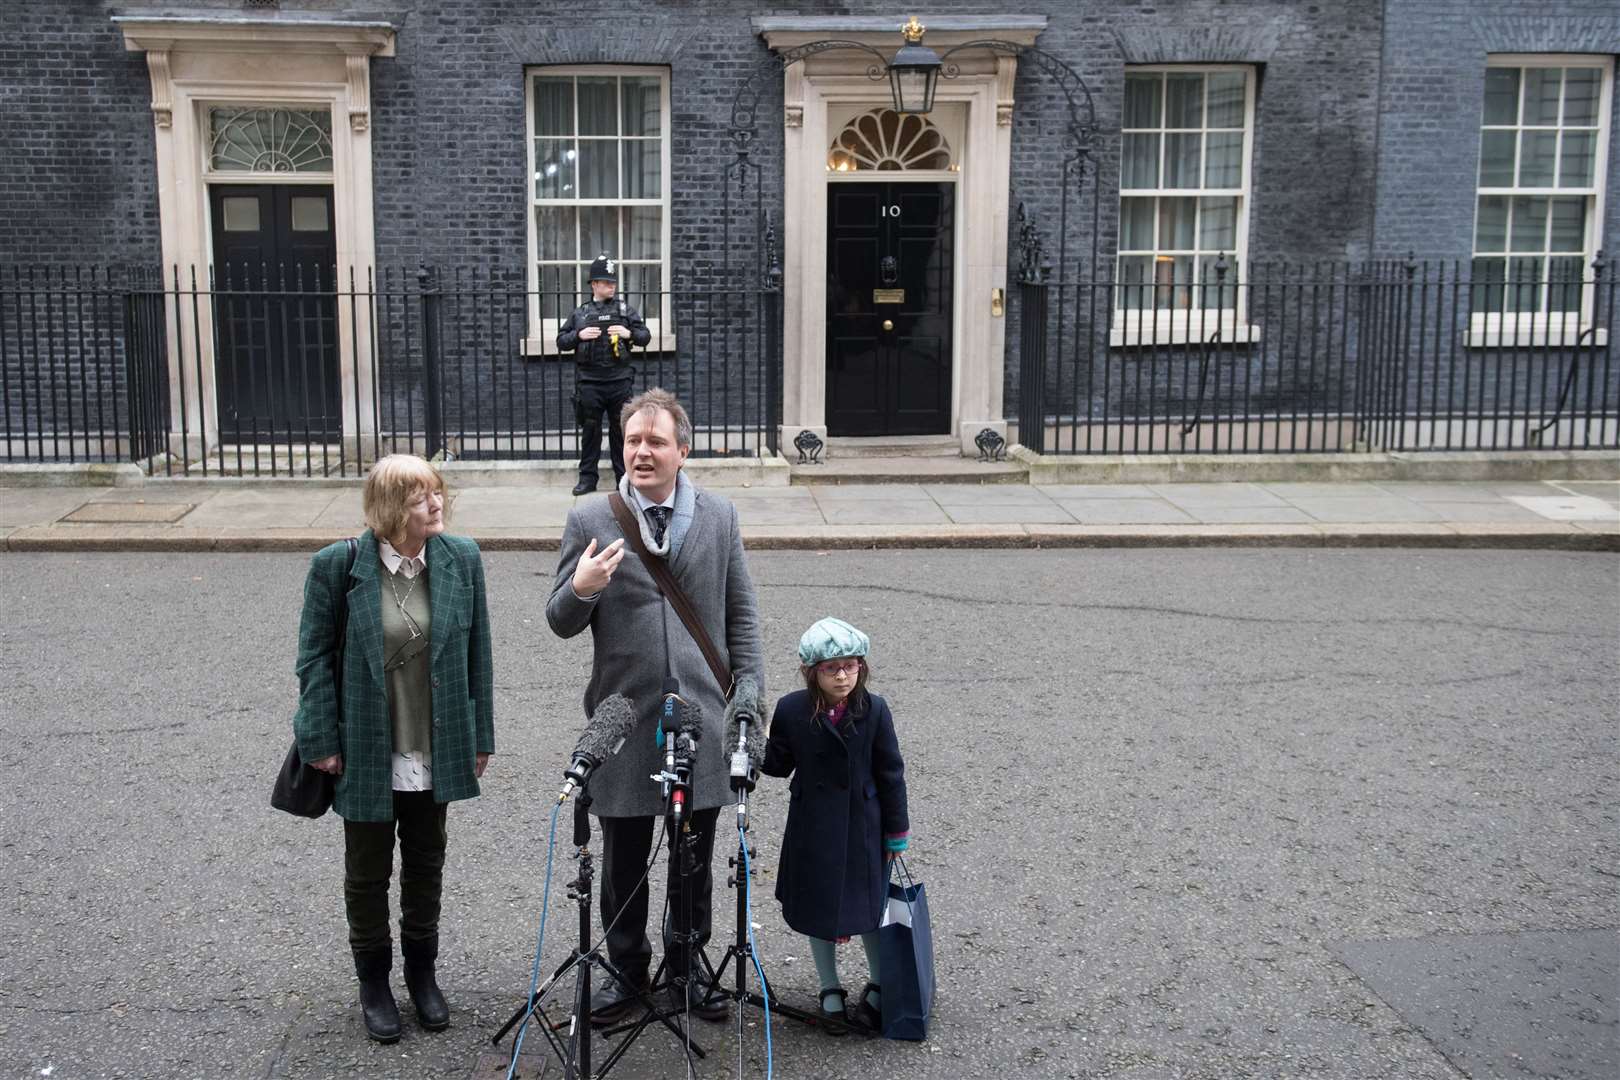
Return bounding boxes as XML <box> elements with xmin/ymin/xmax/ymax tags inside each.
<box><xmin>703</xmin><ymin>774</ymin><xmax>854</xmax><ymax>1042</ymax></box>
<box><xmin>585</xmin><ymin>721</ymin><xmax>710</xmax><ymax>1079</ymax></box>
<box><xmin>493</xmin><ymin>787</ymin><xmax>701</xmax><ymax>1079</ymax></box>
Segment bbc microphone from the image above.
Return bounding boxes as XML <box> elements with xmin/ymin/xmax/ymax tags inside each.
<box><xmin>559</xmin><ymin>694</ymin><xmax>638</xmax><ymax>803</ymax></box>
<box><xmin>658</xmin><ymin>679</ymin><xmax>682</xmax><ymax>805</ymax></box>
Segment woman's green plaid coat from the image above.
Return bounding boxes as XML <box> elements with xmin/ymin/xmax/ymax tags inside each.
<box><xmin>292</xmin><ymin>530</ymin><xmax>495</xmax><ymax>822</ymax></box>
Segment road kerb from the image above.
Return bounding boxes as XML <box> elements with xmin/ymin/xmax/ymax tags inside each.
<box><xmin>4</xmin><ymin>522</ymin><xmax>1616</xmax><ymax>552</ymax></box>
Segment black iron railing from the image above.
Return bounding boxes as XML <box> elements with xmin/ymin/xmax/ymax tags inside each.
<box><xmin>1013</xmin><ymin>258</ymin><xmax>1618</xmax><ymax>454</ymax></box>
<box><xmin>0</xmin><ymin>265</ymin><xmax>782</xmax><ymax>476</ymax></box>
<box><xmin>2</xmin><ymin>260</ymin><xmax>1615</xmax><ymax>474</ymax></box>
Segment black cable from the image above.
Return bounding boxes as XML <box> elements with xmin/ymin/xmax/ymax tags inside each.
<box><xmin>516</xmin><ymin>816</ymin><xmax>670</xmax><ymax>1030</ymax></box>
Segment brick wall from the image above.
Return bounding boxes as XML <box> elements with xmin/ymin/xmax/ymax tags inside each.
<box><xmin>1373</xmin><ymin>2</ymin><xmax>1620</xmax><ymax>262</ymax></box>
<box><xmin>2</xmin><ymin>0</ymin><xmax>1615</xmax><ymax>449</ymax></box>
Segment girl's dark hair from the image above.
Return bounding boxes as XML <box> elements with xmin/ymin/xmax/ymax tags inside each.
<box><xmin>802</xmin><ymin>657</ymin><xmax>871</xmax><ymax>717</ymax></box>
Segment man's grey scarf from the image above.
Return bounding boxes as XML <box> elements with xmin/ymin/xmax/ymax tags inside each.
<box><xmin>616</xmin><ymin>471</ymin><xmax>695</xmax><ymax>559</ymax></box>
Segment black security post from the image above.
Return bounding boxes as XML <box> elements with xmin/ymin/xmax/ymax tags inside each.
<box><xmin>1016</xmin><ymin>204</ymin><xmax>1050</xmax><ymax>455</ymax></box>
<box><xmin>763</xmin><ymin>218</ymin><xmax>783</xmax><ymax>455</ymax></box>
<box><xmin>1393</xmin><ymin>253</ymin><xmax>1419</xmax><ymax>450</ymax></box>
<box><xmin>417</xmin><ymin>262</ymin><xmax>444</xmax><ymax>461</ymax></box>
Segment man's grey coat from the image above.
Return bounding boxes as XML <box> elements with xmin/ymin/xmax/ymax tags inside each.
<box><xmin>546</xmin><ymin>476</ymin><xmax>764</xmax><ymax>817</ymax></box>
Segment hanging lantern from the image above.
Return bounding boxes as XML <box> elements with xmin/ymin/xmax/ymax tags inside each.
<box><xmin>888</xmin><ymin>16</ymin><xmax>941</xmax><ymax>115</ymax></box>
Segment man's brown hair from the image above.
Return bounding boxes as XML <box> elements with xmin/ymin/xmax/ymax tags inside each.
<box><xmin>620</xmin><ymin>387</ymin><xmax>693</xmax><ymax>448</ymax></box>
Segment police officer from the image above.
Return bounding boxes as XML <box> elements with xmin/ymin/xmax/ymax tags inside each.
<box><xmin>558</xmin><ymin>255</ymin><xmax>650</xmax><ymax>496</ymax></box>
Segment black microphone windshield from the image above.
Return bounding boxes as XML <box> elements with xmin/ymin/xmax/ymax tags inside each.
<box><xmin>575</xmin><ymin>694</ymin><xmax>638</xmax><ymax>760</ymax></box>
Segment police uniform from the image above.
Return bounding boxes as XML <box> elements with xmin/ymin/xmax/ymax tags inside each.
<box><xmin>557</xmin><ymin>255</ymin><xmax>650</xmax><ymax>493</ymax></box>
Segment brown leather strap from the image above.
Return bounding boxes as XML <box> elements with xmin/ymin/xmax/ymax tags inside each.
<box><xmin>609</xmin><ymin>493</ymin><xmax>734</xmax><ymax>698</ymax></box>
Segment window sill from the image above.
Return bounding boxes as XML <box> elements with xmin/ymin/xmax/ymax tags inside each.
<box><xmin>1109</xmin><ymin>318</ymin><xmax>1261</xmax><ymax>349</ymax></box>
<box><xmin>1465</xmin><ymin>326</ymin><xmax>1608</xmax><ymax>349</ymax></box>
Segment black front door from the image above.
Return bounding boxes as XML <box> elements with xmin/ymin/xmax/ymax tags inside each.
<box><xmin>826</xmin><ymin>182</ymin><xmax>954</xmax><ymax>436</ymax></box>
<box><xmin>209</xmin><ymin>184</ymin><xmax>339</xmax><ymax>441</ymax></box>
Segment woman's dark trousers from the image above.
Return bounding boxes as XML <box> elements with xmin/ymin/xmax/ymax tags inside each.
<box><xmin>344</xmin><ymin>790</ymin><xmax>448</xmax><ymax>976</ymax></box>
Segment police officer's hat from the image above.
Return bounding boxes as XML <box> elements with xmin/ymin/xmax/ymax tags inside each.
<box><xmin>587</xmin><ymin>254</ymin><xmax>617</xmax><ymax>283</ymax></box>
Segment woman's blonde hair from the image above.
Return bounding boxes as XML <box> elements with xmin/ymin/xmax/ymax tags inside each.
<box><xmin>363</xmin><ymin>454</ymin><xmax>450</xmax><ymax>544</ymax></box>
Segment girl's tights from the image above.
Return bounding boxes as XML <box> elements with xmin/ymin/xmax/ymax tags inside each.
<box><xmin>808</xmin><ymin>933</ymin><xmax>881</xmax><ymax>1011</ymax></box>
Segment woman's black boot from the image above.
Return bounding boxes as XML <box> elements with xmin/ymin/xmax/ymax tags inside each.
<box><xmin>402</xmin><ymin>937</ymin><xmax>450</xmax><ymax>1031</ymax></box>
<box><xmin>354</xmin><ymin>948</ymin><xmax>401</xmax><ymax>1043</ymax></box>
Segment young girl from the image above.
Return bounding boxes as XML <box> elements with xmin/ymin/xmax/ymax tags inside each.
<box><xmin>762</xmin><ymin>617</ymin><xmax>910</xmax><ymax>1034</ymax></box>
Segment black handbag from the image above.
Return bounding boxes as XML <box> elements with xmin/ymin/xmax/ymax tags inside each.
<box><xmin>272</xmin><ymin>537</ymin><xmax>357</xmax><ymax>818</ymax></box>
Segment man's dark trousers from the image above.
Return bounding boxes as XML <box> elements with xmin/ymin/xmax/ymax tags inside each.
<box><xmin>597</xmin><ymin>807</ymin><xmax>720</xmax><ymax>984</ymax></box>
<box><xmin>575</xmin><ymin>378</ymin><xmax>634</xmax><ymax>488</ymax></box>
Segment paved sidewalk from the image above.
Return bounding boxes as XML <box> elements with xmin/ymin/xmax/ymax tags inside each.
<box><xmin>2</xmin><ymin>478</ymin><xmax>1617</xmax><ymax>551</ymax></box>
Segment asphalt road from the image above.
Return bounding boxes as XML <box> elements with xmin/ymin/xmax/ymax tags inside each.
<box><xmin>1</xmin><ymin>549</ymin><xmax>1615</xmax><ymax>1080</ymax></box>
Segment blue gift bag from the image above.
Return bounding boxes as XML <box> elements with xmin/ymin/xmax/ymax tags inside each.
<box><xmin>877</xmin><ymin>857</ymin><xmax>934</xmax><ymax>1040</ymax></box>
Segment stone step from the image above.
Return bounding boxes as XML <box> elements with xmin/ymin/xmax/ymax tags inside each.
<box><xmin>823</xmin><ymin>435</ymin><xmax>963</xmax><ymax>459</ymax></box>
<box><xmin>789</xmin><ymin>455</ymin><xmax>1028</xmax><ymax>485</ymax></box>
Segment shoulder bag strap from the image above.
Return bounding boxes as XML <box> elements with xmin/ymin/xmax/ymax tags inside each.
<box><xmin>334</xmin><ymin>537</ymin><xmax>357</xmax><ymax>697</ymax></box>
<box><xmin>609</xmin><ymin>493</ymin><xmax>734</xmax><ymax>699</ymax></box>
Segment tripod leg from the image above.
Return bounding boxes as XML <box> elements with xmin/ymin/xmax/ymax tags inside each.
<box><xmin>596</xmin><ymin>955</ymin><xmax>710</xmax><ymax>1069</ymax></box>
<box><xmin>494</xmin><ymin>949</ymin><xmax>581</xmax><ymax>1044</ymax></box>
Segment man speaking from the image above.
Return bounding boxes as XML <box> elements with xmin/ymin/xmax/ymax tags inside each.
<box><xmin>546</xmin><ymin>388</ymin><xmax>764</xmax><ymax>1024</ymax></box>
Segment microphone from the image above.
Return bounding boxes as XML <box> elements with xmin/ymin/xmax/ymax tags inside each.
<box><xmin>671</xmin><ymin>700</ymin><xmax>704</xmax><ymax>823</ymax></box>
<box><xmin>659</xmin><ymin>679</ymin><xmax>683</xmax><ymax>811</ymax></box>
<box><xmin>724</xmin><ymin>677</ymin><xmax>765</xmax><ymax>794</ymax></box>
<box><xmin>559</xmin><ymin>694</ymin><xmax>637</xmax><ymax>803</ymax></box>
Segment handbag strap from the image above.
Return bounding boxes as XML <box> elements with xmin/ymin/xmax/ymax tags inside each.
<box><xmin>609</xmin><ymin>492</ymin><xmax>734</xmax><ymax>699</ymax></box>
<box><xmin>334</xmin><ymin>537</ymin><xmax>357</xmax><ymax>695</ymax></box>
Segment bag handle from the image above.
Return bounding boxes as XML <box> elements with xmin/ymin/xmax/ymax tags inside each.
<box><xmin>608</xmin><ymin>493</ymin><xmax>735</xmax><ymax>699</ymax></box>
<box><xmin>889</xmin><ymin>852</ymin><xmax>918</xmax><ymax>890</ymax></box>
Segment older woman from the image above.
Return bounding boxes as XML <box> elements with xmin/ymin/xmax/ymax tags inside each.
<box><xmin>292</xmin><ymin>454</ymin><xmax>494</xmax><ymax>1043</ymax></box>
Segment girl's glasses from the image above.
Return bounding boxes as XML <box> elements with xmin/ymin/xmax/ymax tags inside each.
<box><xmin>816</xmin><ymin>660</ymin><xmax>861</xmax><ymax>677</ymax></box>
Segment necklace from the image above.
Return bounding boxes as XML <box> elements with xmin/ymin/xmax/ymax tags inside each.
<box><xmin>387</xmin><ymin>561</ymin><xmax>423</xmax><ymax>640</ymax></box>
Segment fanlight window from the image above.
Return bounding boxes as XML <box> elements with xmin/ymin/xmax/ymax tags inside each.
<box><xmin>827</xmin><ymin>108</ymin><xmax>953</xmax><ymax>172</ymax></box>
<box><xmin>208</xmin><ymin>107</ymin><xmax>334</xmax><ymax>173</ymax></box>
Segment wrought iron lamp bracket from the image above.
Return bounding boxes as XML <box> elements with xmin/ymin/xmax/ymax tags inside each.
<box><xmin>937</xmin><ymin>40</ymin><xmax>1097</xmax><ymax>156</ymax></box>
<box><xmin>729</xmin><ymin>40</ymin><xmax>891</xmax><ymax>160</ymax></box>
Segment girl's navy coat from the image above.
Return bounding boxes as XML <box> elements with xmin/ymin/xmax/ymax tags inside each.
<box><xmin>762</xmin><ymin>688</ymin><xmax>908</xmax><ymax>940</ymax></box>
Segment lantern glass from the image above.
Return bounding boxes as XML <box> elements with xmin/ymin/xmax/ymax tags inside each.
<box><xmin>890</xmin><ymin>66</ymin><xmax>938</xmax><ymax>114</ymax></box>
<box><xmin>887</xmin><ymin>39</ymin><xmax>941</xmax><ymax>114</ymax></box>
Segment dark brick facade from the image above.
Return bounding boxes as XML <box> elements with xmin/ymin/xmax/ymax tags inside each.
<box><xmin>1</xmin><ymin>1</ymin><xmax>1616</xmax><ymax>451</ymax></box>
<box><xmin>5</xmin><ymin>0</ymin><xmax>1577</xmax><ymax>272</ymax></box>
<box><xmin>0</xmin><ymin>2</ymin><xmax>159</xmax><ymax>264</ymax></box>
<box><xmin>1374</xmin><ymin>2</ymin><xmax>1620</xmax><ymax>262</ymax></box>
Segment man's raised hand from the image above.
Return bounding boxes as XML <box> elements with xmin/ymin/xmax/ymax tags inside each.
<box><xmin>572</xmin><ymin>536</ymin><xmax>626</xmax><ymax>597</ymax></box>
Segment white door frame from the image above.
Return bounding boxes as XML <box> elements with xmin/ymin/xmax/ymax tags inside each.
<box><xmin>116</xmin><ymin>16</ymin><xmax>393</xmax><ymax>457</ymax></box>
<box><xmin>762</xmin><ymin>21</ymin><xmax>1040</xmax><ymax>455</ymax></box>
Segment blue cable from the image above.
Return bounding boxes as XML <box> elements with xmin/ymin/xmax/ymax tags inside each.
<box><xmin>740</xmin><ymin>820</ymin><xmax>773</xmax><ymax>1080</ymax></box>
<box><xmin>508</xmin><ymin>799</ymin><xmax>562</xmax><ymax>1080</ymax></box>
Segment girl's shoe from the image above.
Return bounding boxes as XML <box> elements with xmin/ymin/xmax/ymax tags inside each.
<box><xmin>818</xmin><ymin>987</ymin><xmax>849</xmax><ymax>1036</ymax></box>
<box><xmin>850</xmin><ymin>981</ymin><xmax>882</xmax><ymax>1034</ymax></box>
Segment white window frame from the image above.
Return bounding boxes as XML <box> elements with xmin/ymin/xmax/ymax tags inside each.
<box><xmin>1113</xmin><ymin>64</ymin><xmax>1260</xmax><ymax>348</ymax></box>
<box><xmin>200</xmin><ymin>103</ymin><xmax>337</xmax><ymax>183</ymax></box>
<box><xmin>522</xmin><ymin>65</ymin><xmax>673</xmax><ymax>357</ymax></box>
<box><xmin>1470</xmin><ymin>54</ymin><xmax>1612</xmax><ymax>348</ymax></box>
